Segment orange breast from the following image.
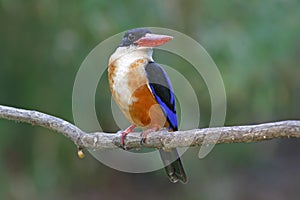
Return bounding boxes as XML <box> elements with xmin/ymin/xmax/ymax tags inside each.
<box><xmin>129</xmin><ymin>84</ymin><xmax>167</xmax><ymax>128</ymax></box>
<box><xmin>108</xmin><ymin>58</ymin><xmax>168</xmax><ymax>129</ymax></box>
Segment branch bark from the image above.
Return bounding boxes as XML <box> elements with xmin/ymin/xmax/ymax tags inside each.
<box><xmin>1</xmin><ymin>105</ymin><xmax>300</xmax><ymax>151</ymax></box>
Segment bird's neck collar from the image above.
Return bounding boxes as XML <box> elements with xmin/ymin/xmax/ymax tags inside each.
<box><xmin>109</xmin><ymin>46</ymin><xmax>153</xmax><ymax>66</ymax></box>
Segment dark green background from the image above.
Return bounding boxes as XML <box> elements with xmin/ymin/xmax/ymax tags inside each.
<box><xmin>1</xmin><ymin>0</ymin><xmax>300</xmax><ymax>199</ymax></box>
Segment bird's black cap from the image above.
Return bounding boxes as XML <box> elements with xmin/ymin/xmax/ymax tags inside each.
<box><xmin>119</xmin><ymin>28</ymin><xmax>152</xmax><ymax>47</ymax></box>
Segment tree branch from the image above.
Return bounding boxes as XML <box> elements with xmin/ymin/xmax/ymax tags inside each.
<box><xmin>1</xmin><ymin>105</ymin><xmax>300</xmax><ymax>151</ymax></box>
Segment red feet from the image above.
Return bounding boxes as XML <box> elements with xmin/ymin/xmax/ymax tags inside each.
<box><xmin>141</xmin><ymin>125</ymin><xmax>160</xmax><ymax>144</ymax></box>
<box><xmin>120</xmin><ymin>124</ymin><xmax>136</xmax><ymax>148</ymax></box>
<box><xmin>120</xmin><ymin>124</ymin><xmax>161</xmax><ymax>148</ymax></box>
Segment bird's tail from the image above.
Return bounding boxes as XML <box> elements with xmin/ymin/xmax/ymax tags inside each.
<box><xmin>159</xmin><ymin>149</ymin><xmax>187</xmax><ymax>183</ymax></box>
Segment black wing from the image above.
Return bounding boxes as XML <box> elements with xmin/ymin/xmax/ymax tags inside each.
<box><xmin>145</xmin><ymin>62</ymin><xmax>178</xmax><ymax>131</ymax></box>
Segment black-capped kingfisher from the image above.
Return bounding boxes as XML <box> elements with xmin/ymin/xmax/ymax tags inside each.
<box><xmin>108</xmin><ymin>28</ymin><xmax>187</xmax><ymax>183</ymax></box>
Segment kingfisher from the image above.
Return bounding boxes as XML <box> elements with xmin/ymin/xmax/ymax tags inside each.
<box><xmin>108</xmin><ymin>28</ymin><xmax>187</xmax><ymax>183</ymax></box>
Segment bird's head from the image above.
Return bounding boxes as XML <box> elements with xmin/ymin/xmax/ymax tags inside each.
<box><xmin>109</xmin><ymin>28</ymin><xmax>173</xmax><ymax>65</ymax></box>
<box><xmin>119</xmin><ymin>28</ymin><xmax>173</xmax><ymax>48</ymax></box>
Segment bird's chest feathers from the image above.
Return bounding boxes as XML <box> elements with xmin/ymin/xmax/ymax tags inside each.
<box><xmin>109</xmin><ymin>55</ymin><xmax>151</xmax><ymax>110</ymax></box>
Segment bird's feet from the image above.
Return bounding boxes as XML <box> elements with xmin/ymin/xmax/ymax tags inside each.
<box><xmin>120</xmin><ymin>124</ymin><xmax>136</xmax><ymax>149</ymax></box>
<box><xmin>140</xmin><ymin>125</ymin><xmax>160</xmax><ymax>144</ymax></box>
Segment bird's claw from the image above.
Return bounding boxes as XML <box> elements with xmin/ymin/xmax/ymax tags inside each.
<box><xmin>120</xmin><ymin>131</ymin><xmax>128</xmax><ymax>150</ymax></box>
<box><xmin>118</xmin><ymin>125</ymin><xmax>136</xmax><ymax>150</ymax></box>
<box><xmin>140</xmin><ymin>131</ymin><xmax>148</xmax><ymax>145</ymax></box>
<box><xmin>140</xmin><ymin>125</ymin><xmax>160</xmax><ymax>145</ymax></box>
<box><xmin>140</xmin><ymin>136</ymin><xmax>147</xmax><ymax>145</ymax></box>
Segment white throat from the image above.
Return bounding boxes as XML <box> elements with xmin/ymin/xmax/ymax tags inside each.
<box><xmin>109</xmin><ymin>46</ymin><xmax>153</xmax><ymax>66</ymax></box>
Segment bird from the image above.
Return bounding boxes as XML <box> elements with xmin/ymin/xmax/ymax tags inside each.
<box><xmin>108</xmin><ymin>28</ymin><xmax>187</xmax><ymax>183</ymax></box>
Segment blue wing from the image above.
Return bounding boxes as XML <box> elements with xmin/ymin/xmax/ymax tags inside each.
<box><xmin>145</xmin><ymin>62</ymin><xmax>178</xmax><ymax>131</ymax></box>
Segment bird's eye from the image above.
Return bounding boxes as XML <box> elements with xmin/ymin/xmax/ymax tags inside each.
<box><xmin>128</xmin><ymin>33</ymin><xmax>134</xmax><ymax>41</ymax></box>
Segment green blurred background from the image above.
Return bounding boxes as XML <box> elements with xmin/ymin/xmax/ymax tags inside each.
<box><xmin>1</xmin><ymin>0</ymin><xmax>300</xmax><ymax>199</ymax></box>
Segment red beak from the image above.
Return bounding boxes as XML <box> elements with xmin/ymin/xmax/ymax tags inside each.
<box><xmin>135</xmin><ymin>33</ymin><xmax>173</xmax><ymax>47</ymax></box>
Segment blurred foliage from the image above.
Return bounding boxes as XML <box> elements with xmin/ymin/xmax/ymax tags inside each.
<box><xmin>0</xmin><ymin>0</ymin><xmax>300</xmax><ymax>199</ymax></box>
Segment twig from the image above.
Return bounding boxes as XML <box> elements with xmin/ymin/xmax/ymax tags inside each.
<box><xmin>1</xmin><ymin>105</ymin><xmax>300</xmax><ymax>151</ymax></box>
